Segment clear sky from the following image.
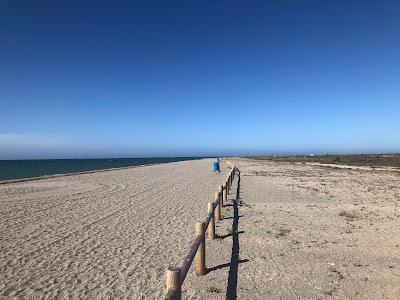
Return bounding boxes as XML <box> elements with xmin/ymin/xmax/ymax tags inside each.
<box><xmin>1</xmin><ymin>1</ymin><xmax>399</xmax><ymax>159</ymax></box>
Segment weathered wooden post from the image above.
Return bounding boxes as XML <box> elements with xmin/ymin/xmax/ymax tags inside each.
<box><xmin>219</xmin><ymin>185</ymin><xmax>224</xmax><ymax>206</ymax></box>
<box><xmin>166</xmin><ymin>267</ymin><xmax>181</xmax><ymax>299</ymax></box>
<box><xmin>195</xmin><ymin>221</ymin><xmax>206</xmax><ymax>275</ymax></box>
<box><xmin>223</xmin><ymin>182</ymin><xmax>228</xmax><ymax>202</ymax></box>
<box><xmin>207</xmin><ymin>202</ymin><xmax>215</xmax><ymax>240</ymax></box>
<box><xmin>215</xmin><ymin>192</ymin><xmax>221</xmax><ymax>222</ymax></box>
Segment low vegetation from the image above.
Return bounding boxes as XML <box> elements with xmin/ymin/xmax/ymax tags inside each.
<box><xmin>247</xmin><ymin>153</ymin><xmax>400</xmax><ymax>168</ymax></box>
<box><xmin>328</xmin><ymin>266</ymin><xmax>345</xmax><ymax>280</ymax></box>
<box><xmin>205</xmin><ymin>285</ymin><xmax>221</xmax><ymax>293</ymax></box>
<box><xmin>339</xmin><ymin>210</ymin><xmax>359</xmax><ymax>221</ymax></box>
<box><xmin>275</xmin><ymin>227</ymin><xmax>291</xmax><ymax>238</ymax></box>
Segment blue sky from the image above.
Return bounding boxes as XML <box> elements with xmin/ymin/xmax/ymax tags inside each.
<box><xmin>1</xmin><ymin>1</ymin><xmax>399</xmax><ymax>159</ymax></box>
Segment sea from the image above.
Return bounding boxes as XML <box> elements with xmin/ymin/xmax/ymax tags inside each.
<box><xmin>0</xmin><ymin>157</ymin><xmax>202</xmax><ymax>181</ymax></box>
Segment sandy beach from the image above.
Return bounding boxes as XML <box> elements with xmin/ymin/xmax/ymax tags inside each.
<box><xmin>1</xmin><ymin>158</ymin><xmax>400</xmax><ymax>299</ymax></box>
<box><xmin>0</xmin><ymin>159</ymin><xmax>228</xmax><ymax>299</ymax></box>
<box><xmin>2</xmin><ymin>1</ymin><xmax>399</xmax><ymax>299</ymax></box>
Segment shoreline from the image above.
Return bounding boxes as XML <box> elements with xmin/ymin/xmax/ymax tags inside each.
<box><xmin>0</xmin><ymin>158</ymin><xmax>203</xmax><ymax>185</ymax></box>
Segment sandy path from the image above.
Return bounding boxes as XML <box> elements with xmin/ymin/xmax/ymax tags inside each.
<box><xmin>0</xmin><ymin>159</ymin><xmax>228</xmax><ymax>299</ymax></box>
<box><xmin>189</xmin><ymin>158</ymin><xmax>400</xmax><ymax>299</ymax></box>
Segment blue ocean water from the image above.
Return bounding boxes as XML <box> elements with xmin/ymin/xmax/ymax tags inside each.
<box><xmin>0</xmin><ymin>157</ymin><xmax>201</xmax><ymax>181</ymax></box>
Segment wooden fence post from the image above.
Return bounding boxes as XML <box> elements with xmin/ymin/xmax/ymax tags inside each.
<box><xmin>195</xmin><ymin>221</ymin><xmax>206</xmax><ymax>275</ymax></box>
<box><xmin>207</xmin><ymin>202</ymin><xmax>215</xmax><ymax>240</ymax></box>
<box><xmin>223</xmin><ymin>183</ymin><xmax>227</xmax><ymax>202</ymax></box>
<box><xmin>215</xmin><ymin>192</ymin><xmax>221</xmax><ymax>222</ymax></box>
<box><xmin>219</xmin><ymin>185</ymin><xmax>224</xmax><ymax>206</ymax></box>
<box><xmin>166</xmin><ymin>267</ymin><xmax>181</xmax><ymax>300</ymax></box>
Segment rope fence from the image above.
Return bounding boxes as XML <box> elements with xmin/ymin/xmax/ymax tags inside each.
<box><xmin>164</xmin><ymin>160</ymin><xmax>238</xmax><ymax>300</ymax></box>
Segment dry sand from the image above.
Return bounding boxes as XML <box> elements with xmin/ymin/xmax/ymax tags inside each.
<box><xmin>0</xmin><ymin>159</ymin><xmax>228</xmax><ymax>299</ymax></box>
<box><xmin>1</xmin><ymin>157</ymin><xmax>400</xmax><ymax>299</ymax></box>
<box><xmin>190</xmin><ymin>158</ymin><xmax>400</xmax><ymax>299</ymax></box>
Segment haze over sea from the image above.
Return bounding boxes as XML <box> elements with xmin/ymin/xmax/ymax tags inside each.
<box><xmin>0</xmin><ymin>157</ymin><xmax>201</xmax><ymax>181</ymax></box>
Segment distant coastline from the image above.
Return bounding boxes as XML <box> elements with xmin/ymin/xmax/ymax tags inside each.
<box><xmin>0</xmin><ymin>157</ymin><xmax>204</xmax><ymax>182</ymax></box>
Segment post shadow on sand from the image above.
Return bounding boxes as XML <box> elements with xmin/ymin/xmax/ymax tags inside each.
<box><xmin>207</xmin><ymin>169</ymin><xmax>248</xmax><ymax>300</ymax></box>
<box><xmin>216</xmin><ymin>230</ymin><xmax>245</xmax><ymax>240</ymax></box>
<box><xmin>222</xmin><ymin>215</ymin><xmax>244</xmax><ymax>221</ymax></box>
<box><xmin>226</xmin><ymin>170</ymin><xmax>243</xmax><ymax>300</ymax></box>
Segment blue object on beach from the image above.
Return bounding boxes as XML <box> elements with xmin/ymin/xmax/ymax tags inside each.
<box><xmin>214</xmin><ymin>162</ymin><xmax>220</xmax><ymax>172</ymax></box>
